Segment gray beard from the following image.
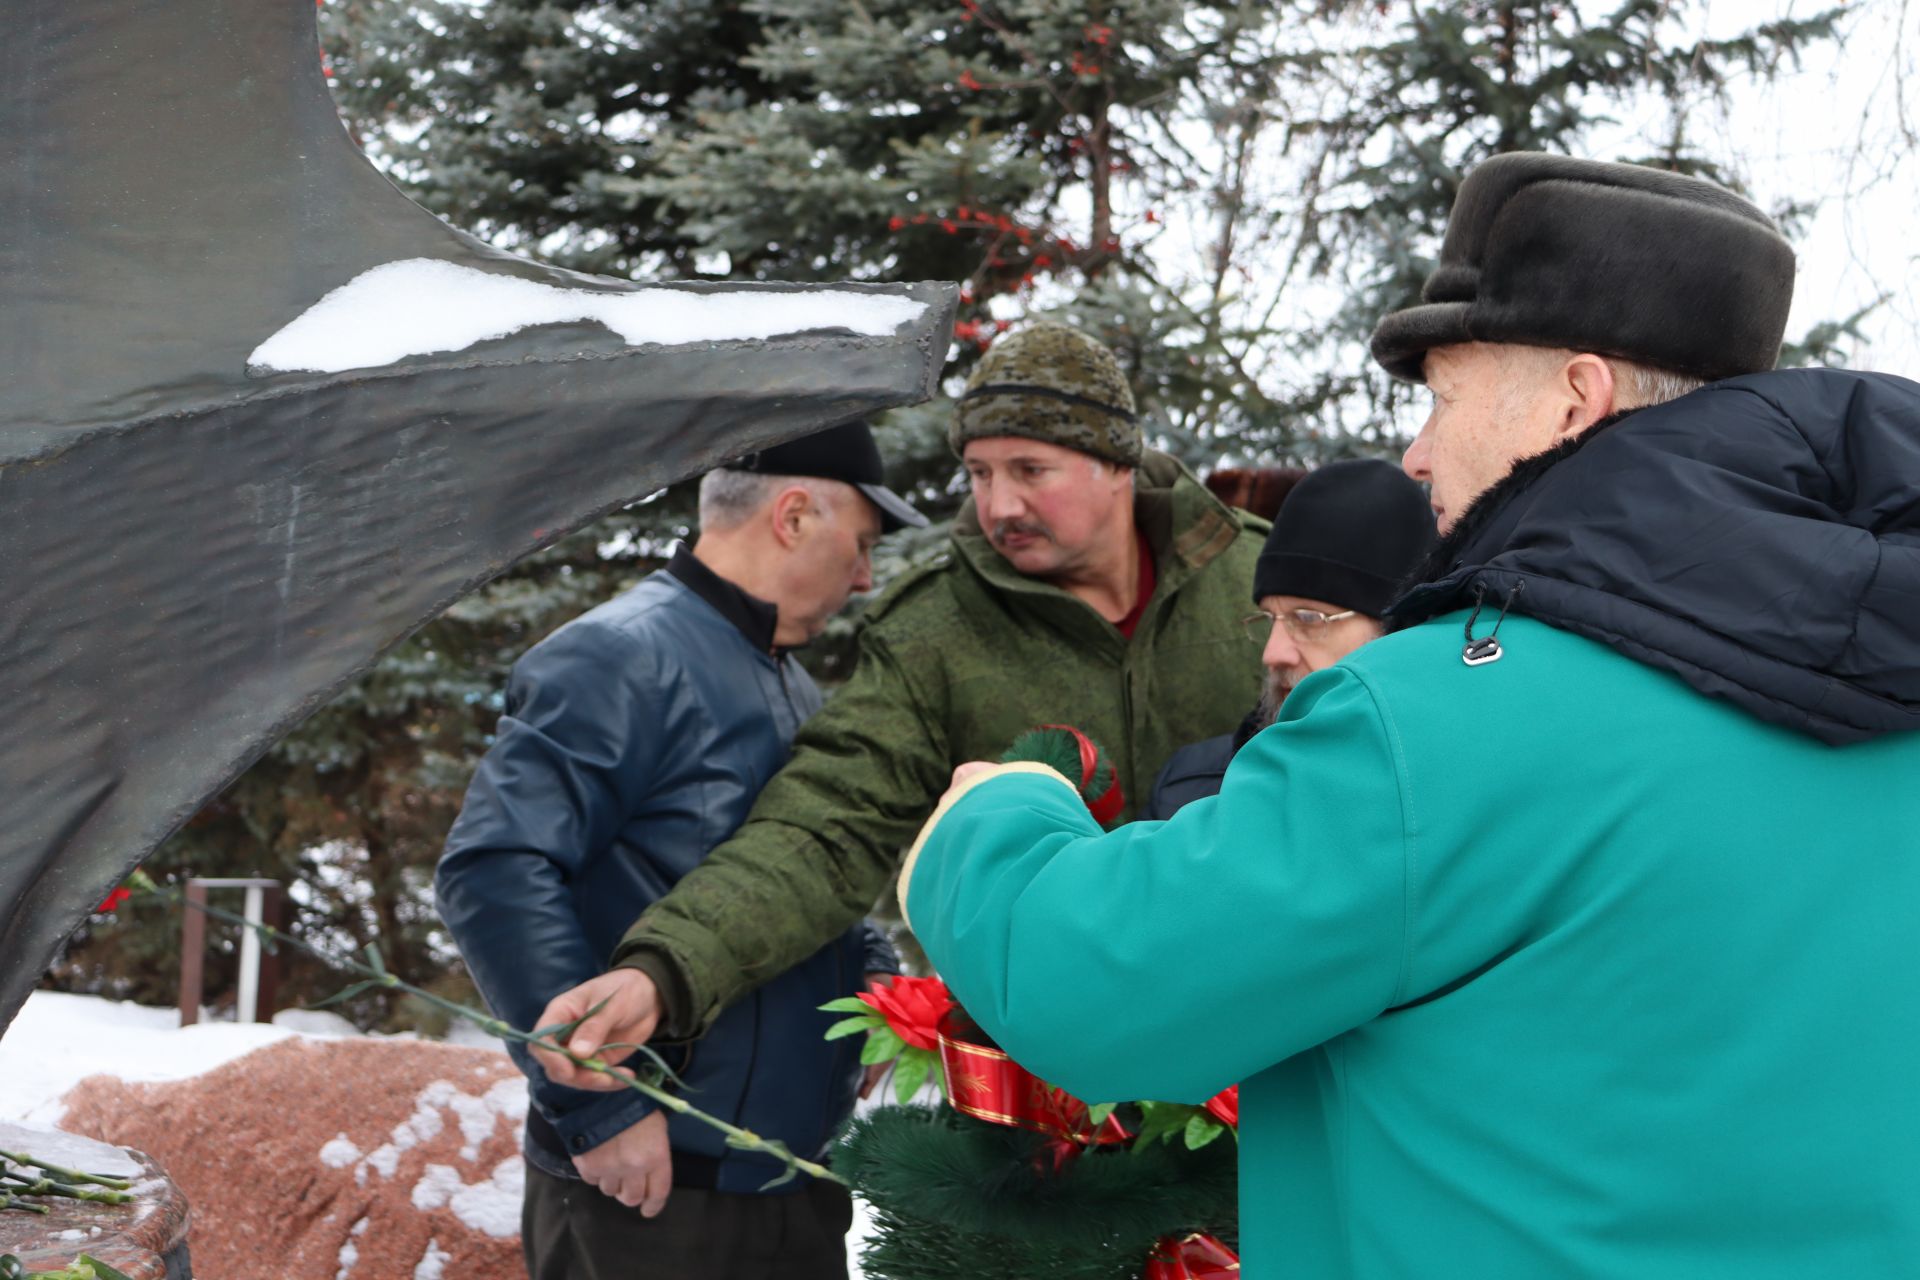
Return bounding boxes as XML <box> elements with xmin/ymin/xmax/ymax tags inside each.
<box><xmin>1252</xmin><ymin>669</ymin><xmax>1291</xmax><ymax>731</ymax></box>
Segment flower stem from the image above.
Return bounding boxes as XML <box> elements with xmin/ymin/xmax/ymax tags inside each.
<box><xmin>130</xmin><ymin>876</ymin><xmax>845</xmax><ymax>1188</ymax></box>
<box><xmin>0</xmin><ymin>1172</ymin><xmax>131</xmax><ymax>1205</ymax></box>
<box><xmin>0</xmin><ymin>1150</ymin><xmax>131</xmax><ymax>1192</ymax></box>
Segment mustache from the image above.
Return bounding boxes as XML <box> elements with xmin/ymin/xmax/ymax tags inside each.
<box><xmin>990</xmin><ymin>519</ymin><xmax>1054</xmax><ymax>544</ymax></box>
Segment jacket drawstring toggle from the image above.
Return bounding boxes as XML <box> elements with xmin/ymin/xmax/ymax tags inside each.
<box><xmin>1462</xmin><ymin>580</ymin><xmax>1523</xmax><ymax>667</ymax></box>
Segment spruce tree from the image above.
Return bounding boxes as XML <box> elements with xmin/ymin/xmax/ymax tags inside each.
<box><xmin>1256</xmin><ymin>0</ymin><xmax>1851</xmax><ymax>426</ymax></box>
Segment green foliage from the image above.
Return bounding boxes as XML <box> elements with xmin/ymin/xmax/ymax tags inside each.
<box><xmin>836</xmin><ymin>1104</ymin><xmax>1237</xmax><ymax>1280</ymax></box>
<box><xmin>1127</xmin><ymin>1098</ymin><xmax>1228</xmax><ymax>1152</ymax></box>
<box><xmin>861</xmin><ymin>1025</ymin><xmax>911</xmax><ymax>1065</ymax></box>
<box><xmin>825</xmin><ymin>1014</ymin><xmax>884</xmax><ymax>1041</ymax></box>
<box><xmin>890</xmin><ymin>1048</ymin><xmax>936</xmax><ymax>1105</ymax></box>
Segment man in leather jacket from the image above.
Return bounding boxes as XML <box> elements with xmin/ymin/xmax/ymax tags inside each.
<box><xmin>434</xmin><ymin>420</ymin><xmax>923</xmax><ymax>1280</ymax></box>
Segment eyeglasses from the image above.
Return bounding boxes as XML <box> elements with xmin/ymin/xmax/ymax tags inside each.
<box><xmin>1242</xmin><ymin>608</ymin><xmax>1359</xmax><ymax>644</ymax></box>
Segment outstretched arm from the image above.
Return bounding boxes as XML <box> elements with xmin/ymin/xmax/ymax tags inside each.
<box><xmin>533</xmin><ymin>632</ymin><xmax>950</xmax><ymax>1087</ymax></box>
<box><xmin>900</xmin><ymin>667</ymin><xmax>1413</xmax><ymax>1106</ymax></box>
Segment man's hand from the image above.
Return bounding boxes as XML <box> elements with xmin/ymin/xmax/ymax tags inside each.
<box><xmin>572</xmin><ymin>1110</ymin><xmax>673</xmax><ymax>1216</ymax></box>
<box><xmin>924</xmin><ymin>761</ymin><xmax>1001</xmax><ymax>825</ymax></box>
<box><xmin>529</xmin><ymin>968</ymin><xmax>661</xmax><ymax>1091</ymax></box>
<box><xmin>948</xmin><ymin>761</ymin><xmax>997</xmax><ymax>790</ymax></box>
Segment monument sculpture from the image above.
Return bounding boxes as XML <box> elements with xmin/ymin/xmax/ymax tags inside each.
<box><xmin>0</xmin><ymin>0</ymin><xmax>955</xmax><ymax>1040</ymax></box>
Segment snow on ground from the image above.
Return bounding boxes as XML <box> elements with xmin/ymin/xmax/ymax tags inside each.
<box><xmin>0</xmin><ymin>991</ymin><xmax>303</xmax><ymax>1126</ymax></box>
<box><xmin>1</xmin><ymin>990</ymin><xmax>882</xmax><ymax>1274</ymax></box>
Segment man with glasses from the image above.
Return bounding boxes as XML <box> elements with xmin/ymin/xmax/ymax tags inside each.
<box><xmin>1147</xmin><ymin>458</ymin><xmax>1436</xmax><ymax>817</ymax></box>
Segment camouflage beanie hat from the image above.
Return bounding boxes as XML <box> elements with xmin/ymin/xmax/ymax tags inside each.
<box><xmin>949</xmin><ymin>321</ymin><xmax>1142</xmax><ymax>467</ymax></box>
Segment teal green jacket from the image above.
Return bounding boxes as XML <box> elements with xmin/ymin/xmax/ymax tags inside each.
<box><xmin>904</xmin><ymin>613</ymin><xmax>1920</xmax><ymax>1278</ymax></box>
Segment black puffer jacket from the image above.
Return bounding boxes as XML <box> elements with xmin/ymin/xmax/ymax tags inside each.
<box><xmin>1390</xmin><ymin>368</ymin><xmax>1920</xmax><ymax>745</ymax></box>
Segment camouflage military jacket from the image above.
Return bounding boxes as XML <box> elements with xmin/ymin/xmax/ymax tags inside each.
<box><xmin>615</xmin><ymin>450</ymin><xmax>1269</xmax><ymax>1036</ymax></box>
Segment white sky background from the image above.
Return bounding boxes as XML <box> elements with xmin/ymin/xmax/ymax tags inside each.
<box><xmin>1709</xmin><ymin>0</ymin><xmax>1920</xmax><ymax>370</ymax></box>
<box><xmin>1044</xmin><ymin>0</ymin><xmax>1920</xmax><ymax>445</ymax></box>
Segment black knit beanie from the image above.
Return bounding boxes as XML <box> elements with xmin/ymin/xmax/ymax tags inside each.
<box><xmin>1253</xmin><ymin>459</ymin><xmax>1438</xmax><ymax>616</ymax></box>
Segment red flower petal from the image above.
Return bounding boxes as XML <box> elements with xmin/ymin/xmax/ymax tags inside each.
<box><xmin>858</xmin><ymin>975</ymin><xmax>954</xmax><ymax>1052</ymax></box>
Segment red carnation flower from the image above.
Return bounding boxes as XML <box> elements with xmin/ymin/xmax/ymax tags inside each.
<box><xmin>1203</xmin><ymin>1085</ymin><xmax>1238</xmax><ymax>1129</ymax></box>
<box><xmin>857</xmin><ymin>975</ymin><xmax>955</xmax><ymax>1052</ymax></box>
<box><xmin>96</xmin><ymin>886</ymin><xmax>132</xmax><ymax>913</ymax></box>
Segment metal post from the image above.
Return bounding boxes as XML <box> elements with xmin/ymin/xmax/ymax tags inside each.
<box><xmin>255</xmin><ymin>883</ymin><xmax>286</xmax><ymax>1024</ymax></box>
<box><xmin>236</xmin><ymin>885</ymin><xmax>263</xmax><ymax>1023</ymax></box>
<box><xmin>178</xmin><ymin>877</ymin><xmax>282</xmax><ymax>1027</ymax></box>
<box><xmin>178</xmin><ymin>882</ymin><xmax>208</xmax><ymax>1028</ymax></box>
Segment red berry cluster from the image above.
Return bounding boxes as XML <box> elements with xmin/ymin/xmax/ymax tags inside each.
<box><xmin>952</xmin><ymin>317</ymin><xmax>1013</xmax><ymax>348</ymax></box>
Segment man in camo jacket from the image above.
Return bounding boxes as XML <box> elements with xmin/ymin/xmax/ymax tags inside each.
<box><xmin>530</xmin><ymin>320</ymin><xmax>1271</xmax><ymax>1050</ymax></box>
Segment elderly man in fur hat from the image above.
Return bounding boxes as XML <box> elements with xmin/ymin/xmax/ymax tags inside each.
<box><xmin>889</xmin><ymin>154</ymin><xmax>1920</xmax><ymax>1277</ymax></box>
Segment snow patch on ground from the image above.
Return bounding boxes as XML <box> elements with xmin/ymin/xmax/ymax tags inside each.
<box><xmin>248</xmin><ymin>258</ymin><xmax>929</xmax><ymax>375</ymax></box>
<box><xmin>335</xmin><ymin>1211</ymin><xmax>371</xmax><ymax>1279</ymax></box>
<box><xmin>413</xmin><ymin>1237</ymin><xmax>450</xmax><ymax>1280</ymax></box>
<box><xmin>330</xmin><ymin>1076</ymin><xmax>524</xmax><ymax>1203</ymax></box>
<box><xmin>334</xmin><ymin>1217</ymin><xmax>367</xmax><ymax>1280</ymax></box>
<box><xmin>319</xmin><ymin>1135</ymin><xmax>362</xmax><ymax>1169</ymax></box>
<box><xmin>272</xmin><ymin>1008</ymin><xmax>364</xmax><ymax>1038</ymax></box>
<box><xmin>408</xmin><ymin>1159</ymin><xmax>522</xmax><ymax>1239</ymax></box>
<box><xmin>449</xmin><ymin>1078</ymin><xmax>526</xmax><ymax>1160</ymax></box>
<box><xmin>0</xmin><ymin>991</ymin><xmax>295</xmax><ymax>1127</ymax></box>
<box><xmin>410</xmin><ymin>1163</ymin><xmax>463</xmax><ymax>1212</ymax></box>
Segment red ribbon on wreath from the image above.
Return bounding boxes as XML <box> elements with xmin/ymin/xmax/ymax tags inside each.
<box><xmin>936</xmin><ymin>1008</ymin><xmax>1130</xmax><ymax>1171</ymax></box>
<box><xmin>1038</xmin><ymin>723</ymin><xmax>1125</xmax><ymax>825</ymax></box>
<box><xmin>1145</xmin><ymin>1231</ymin><xmax>1241</xmax><ymax>1278</ymax></box>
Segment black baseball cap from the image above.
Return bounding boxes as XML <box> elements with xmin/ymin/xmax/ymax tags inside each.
<box><xmin>725</xmin><ymin>420</ymin><xmax>927</xmax><ymax>533</ymax></box>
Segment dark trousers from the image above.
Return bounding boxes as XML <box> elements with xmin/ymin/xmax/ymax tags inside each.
<box><xmin>522</xmin><ymin>1163</ymin><xmax>853</xmax><ymax>1280</ymax></box>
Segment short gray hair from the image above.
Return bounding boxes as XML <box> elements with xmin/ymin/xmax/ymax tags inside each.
<box><xmin>1496</xmin><ymin>345</ymin><xmax>1708</xmax><ymax>412</ymax></box>
<box><xmin>1609</xmin><ymin>358</ymin><xmax>1709</xmax><ymax>410</ymax></box>
<box><xmin>697</xmin><ymin>468</ymin><xmax>842</xmax><ymax>531</ymax></box>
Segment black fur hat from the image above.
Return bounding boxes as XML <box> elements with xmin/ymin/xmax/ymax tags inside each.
<box><xmin>1371</xmin><ymin>154</ymin><xmax>1796</xmax><ymax>384</ymax></box>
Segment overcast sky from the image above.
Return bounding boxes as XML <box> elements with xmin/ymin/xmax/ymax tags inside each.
<box><xmin>1701</xmin><ymin>0</ymin><xmax>1919</xmax><ymax>372</ymax></box>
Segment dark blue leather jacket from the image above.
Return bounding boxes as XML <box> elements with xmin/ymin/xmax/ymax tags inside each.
<box><xmin>435</xmin><ymin>549</ymin><xmax>896</xmax><ymax>1191</ymax></box>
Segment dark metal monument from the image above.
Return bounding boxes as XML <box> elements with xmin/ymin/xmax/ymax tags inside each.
<box><xmin>0</xmin><ymin>1</ymin><xmax>955</xmax><ymax>1040</ymax></box>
